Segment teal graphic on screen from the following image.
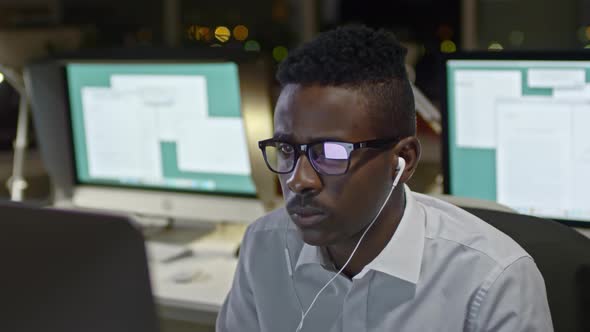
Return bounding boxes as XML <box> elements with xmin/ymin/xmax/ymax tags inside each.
<box><xmin>447</xmin><ymin>59</ymin><xmax>590</xmax><ymax>222</ymax></box>
<box><xmin>67</xmin><ymin>63</ymin><xmax>257</xmax><ymax>195</ymax></box>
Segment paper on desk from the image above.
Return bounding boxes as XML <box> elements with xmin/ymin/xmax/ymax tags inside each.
<box><xmin>145</xmin><ymin>241</ymin><xmax>192</xmax><ymax>263</ymax></box>
<box><xmin>188</xmin><ymin>223</ymin><xmax>246</xmax><ymax>257</ymax></box>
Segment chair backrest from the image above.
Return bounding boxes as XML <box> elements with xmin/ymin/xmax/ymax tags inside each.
<box><xmin>464</xmin><ymin>207</ymin><xmax>590</xmax><ymax>332</ymax></box>
<box><xmin>431</xmin><ymin>193</ymin><xmax>516</xmax><ymax>213</ymax></box>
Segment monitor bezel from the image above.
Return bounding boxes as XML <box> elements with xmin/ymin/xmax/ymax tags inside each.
<box><xmin>441</xmin><ymin>51</ymin><xmax>590</xmax><ymax>227</ymax></box>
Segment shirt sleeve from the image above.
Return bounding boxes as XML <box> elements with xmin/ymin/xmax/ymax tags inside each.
<box><xmin>216</xmin><ymin>226</ymin><xmax>259</xmax><ymax>332</ymax></box>
<box><xmin>468</xmin><ymin>256</ymin><xmax>554</xmax><ymax>332</ymax></box>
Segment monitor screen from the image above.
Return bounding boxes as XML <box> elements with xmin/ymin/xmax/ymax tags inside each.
<box><xmin>66</xmin><ymin>62</ymin><xmax>257</xmax><ymax>196</ymax></box>
<box><xmin>444</xmin><ymin>55</ymin><xmax>590</xmax><ymax>225</ymax></box>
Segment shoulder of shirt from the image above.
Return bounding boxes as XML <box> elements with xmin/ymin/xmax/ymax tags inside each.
<box><xmin>246</xmin><ymin>207</ymin><xmax>291</xmax><ymax>235</ymax></box>
<box><xmin>413</xmin><ymin>192</ymin><xmax>532</xmax><ymax>269</ymax></box>
<box><xmin>239</xmin><ymin>207</ymin><xmax>295</xmax><ymax>256</ymax></box>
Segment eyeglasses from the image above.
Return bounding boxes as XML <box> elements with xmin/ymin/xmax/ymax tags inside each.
<box><xmin>258</xmin><ymin>137</ymin><xmax>400</xmax><ymax>176</ymax></box>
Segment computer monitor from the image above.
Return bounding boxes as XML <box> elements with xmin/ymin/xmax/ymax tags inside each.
<box><xmin>443</xmin><ymin>52</ymin><xmax>590</xmax><ymax>227</ymax></box>
<box><xmin>27</xmin><ymin>51</ymin><xmax>276</xmax><ymax>223</ymax></box>
<box><xmin>67</xmin><ymin>62</ymin><xmax>256</xmax><ymax>195</ymax></box>
<box><xmin>0</xmin><ymin>200</ymin><xmax>160</xmax><ymax>332</ymax></box>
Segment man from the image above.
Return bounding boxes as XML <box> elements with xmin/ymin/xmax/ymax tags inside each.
<box><xmin>217</xmin><ymin>25</ymin><xmax>553</xmax><ymax>332</ymax></box>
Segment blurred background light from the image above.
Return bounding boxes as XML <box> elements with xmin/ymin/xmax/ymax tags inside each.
<box><xmin>577</xmin><ymin>26</ymin><xmax>589</xmax><ymax>43</ymax></box>
<box><xmin>488</xmin><ymin>42</ymin><xmax>504</xmax><ymax>51</ymax></box>
<box><xmin>214</xmin><ymin>26</ymin><xmax>231</xmax><ymax>42</ymax></box>
<box><xmin>272</xmin><ymin>46</ymin><xmax>288</xmax><ymax>62</ymax></box>
<box><xmin>244</xmin><ymin>40</ymin><xmax>261</xmax><ymax>51</ymax></box>
<box><xmin>509</xmin><ymin>30</ymin><xmax>525</xmax><ymax>46</ymax></box>
<box><xmin>233</xmin><ymin>25</ymin><xmax>249</xmax><ymax>41</ymax></box>
<box><xmin>440</xmin><ymin>40</ymin><xmax>456</xmax><ymax>53</ymax></box>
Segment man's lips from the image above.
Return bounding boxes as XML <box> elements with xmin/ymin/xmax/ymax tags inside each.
<box><xmin>287</xmin><ymin>206</ymin><xmax>327</xmax><ymax>227</ymax></box>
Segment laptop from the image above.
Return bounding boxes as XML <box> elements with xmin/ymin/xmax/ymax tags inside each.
<box><xmin>0</xmin><ymin>200</ymin><xmax>160</xmax><ymax>332</ymax></box>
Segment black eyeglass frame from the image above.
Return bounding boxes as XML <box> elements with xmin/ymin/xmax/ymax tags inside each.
<box><xmin>257</xmin><ymin>137</ymin><xmax>401</xmax><ymax>176</ymax></box>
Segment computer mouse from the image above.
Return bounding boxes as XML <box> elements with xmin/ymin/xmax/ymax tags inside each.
<box><xmin>171</xmin><ymin>269</ymin><xmax>208</xmax><ymax>284</ymax></box>
<box><xmin>171</xmin><ymin>270</ymin><xmax>197</xmax><ymax>283</ymax></box>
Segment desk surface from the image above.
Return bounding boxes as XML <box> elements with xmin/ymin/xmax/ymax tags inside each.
<box><xmin>575</xmin><ymin>227</ymin><xmax>590</xmax><ymax>239</ymax></box>
<box><xmin>145</xmin><ymin>222</ymin><xmax>245</xmax><ymax>325</ymax></box>
<box><xmin>150</xmin><ymin>255</ymin><xmax>237</xmax><ymax>324</ymax></box>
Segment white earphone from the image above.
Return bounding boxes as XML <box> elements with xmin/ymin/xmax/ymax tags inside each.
<box><xmin>392</xmin><ymin>156</ymin><xmax>406</xmax><ymax>188</ymax></box>
<box><xmin>285</xmin><ymin>156</ymin><xmax>406</xmax><ymax>332</ymax></box>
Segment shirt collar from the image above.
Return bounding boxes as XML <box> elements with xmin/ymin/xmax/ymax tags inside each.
<box><xmin>295</xmin><ymin>244</ymin><xmax>335</xmax><ymax>271</ymax></box>
<box><xmin>294</xmin><ymin>185</ymin><xmax>425</xmax><ymax>284</ymax></box>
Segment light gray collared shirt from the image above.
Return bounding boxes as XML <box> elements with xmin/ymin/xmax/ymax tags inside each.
<box><xmin>217</xmin><ymin>186</ymin><xmax>553</xmax><ymax>332</ymax></box>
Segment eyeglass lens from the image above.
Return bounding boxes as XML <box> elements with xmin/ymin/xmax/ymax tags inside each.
<box><xmin>263</xmin><ymin>142</ymin><xmax>350</xmax><ymax>175</ymax></box>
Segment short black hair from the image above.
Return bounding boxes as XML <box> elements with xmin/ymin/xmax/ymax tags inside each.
<box><xmin>276</xmin><ymin>25</ymin><xmax>416</xmax><ymax>138</ymax></box>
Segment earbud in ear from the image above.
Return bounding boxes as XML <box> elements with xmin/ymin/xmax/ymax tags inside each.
<box><xmin>396</xmin><ymin>157</ymin><xmax>406</xmax><ymax>171</ymax></box>
<box><xmin>392</xmin><ymin>157</ymin><xmax>406</xmax><ymax>188</ymax></box>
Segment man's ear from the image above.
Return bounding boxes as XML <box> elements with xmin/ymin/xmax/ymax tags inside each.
<box><xmin>393</xmin><ymin>136</ymin><xmax>421</xmax><ymax>184</ymax></box>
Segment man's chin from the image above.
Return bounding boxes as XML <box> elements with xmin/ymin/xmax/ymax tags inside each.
<box><xmin>297</xmin><ymin>227</ymin><xmax>342</xmax><ymax>247</ymax></box>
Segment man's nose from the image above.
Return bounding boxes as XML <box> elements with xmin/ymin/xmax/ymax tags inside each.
<box><xmin>286</xmin><ymin>155</ymin><xmax>322</xmax><ymax>196</ymax></box>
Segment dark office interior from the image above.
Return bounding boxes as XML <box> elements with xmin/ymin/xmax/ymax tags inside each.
<box><xmin>1</xmin><ymin>1</ymin><xmax>589</xmax><ymax>332</ymax></box>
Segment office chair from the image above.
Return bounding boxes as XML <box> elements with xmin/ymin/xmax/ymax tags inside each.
<box><xmin>463</xmin><ymin>207</ymin><xmax>590</xmax><ymax>332</ymax></box>
<box><xmin>430</xmin><ymin>194</ymin><xmax>516</xmax><ymax>213</ymax></box>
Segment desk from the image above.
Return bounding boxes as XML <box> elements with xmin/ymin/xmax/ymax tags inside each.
<box><xmin>575</xmin><ymin>227</ymin><xmax>590</xmax><ymax>239</ymax></box>
<box><xmin>150</xmin><ymin>255</ymin><xmax>237</xmax><ymax>325</ymax></box>
<box><xmin>145</xmin><ymin>222</ymin><xmax>244</xmax><ymax>329</ymax></box>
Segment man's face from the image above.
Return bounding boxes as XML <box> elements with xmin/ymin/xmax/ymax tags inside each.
<box><xmin>274</xmin><ymin>84</ymin><xmax>396</xmax><ymax>246</ymax></box>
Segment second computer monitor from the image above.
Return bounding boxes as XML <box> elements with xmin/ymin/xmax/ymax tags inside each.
<box><xmin>444</xmin><ymin>53</ymin><xmax>590</xmax><ymax>226</ymax></box>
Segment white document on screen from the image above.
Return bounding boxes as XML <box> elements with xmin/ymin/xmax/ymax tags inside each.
<box><xmin>176</xmin><ymin>117</ymin><xmax>252</xmax><ymax>175</ymax></box>
<box><xmin>454</xmin><ymin>70</ymin><xmax>521</xmax><ymax>148</ymax></box>
<box><xmin>495</xmin><ymin>99</ymin><xmax>572</xmax><ymax>216</ymax></box>
<box><xmin>553</xmin><ymin>84</ymin><xmax>590</xmax><ymax>99</ymax></box>
<box><xmin>110</xmin><ymin>74</ymin><xmax>251</xmax><ymax>176</ymax></box>
<box><xmin>527</xmin><ymin>68</ymin><xmax>586</xmax><ymax>89</ymax></box>
<box><xmin>110</xmin><ymin>75</ymin><xmax>209</xmax><ymax>142</ymax></box>
<box><xmin>81</xmin><ymin>87</ymin><xmax>162</xmax><ymax>180</ymax></box>
<box><xmin>571</xmin><ymin>104</ymin><xmax>590</xmax><ymax>213</ymax></box>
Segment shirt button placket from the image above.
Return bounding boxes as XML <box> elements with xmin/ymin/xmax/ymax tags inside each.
<box><xmin>341</xmin><ymin>277</ymin><xmax>368</xmax><ymax>332</ymax></box>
